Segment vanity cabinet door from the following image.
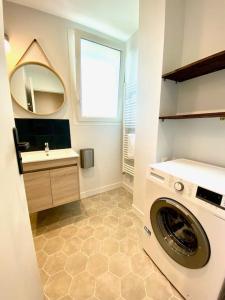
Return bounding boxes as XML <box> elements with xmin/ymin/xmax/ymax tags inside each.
<box><xmin>23</xmin><ymin>170</ymin><xmax>52</xmax><ymax>213</ymax></box>
<box><xmin>50</xmin><ymin>165</ymin><xmax>79</xmax><ymax>206</ymax></box>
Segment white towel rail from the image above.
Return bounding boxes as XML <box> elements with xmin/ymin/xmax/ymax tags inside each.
<box><xmin>122</xmin><ymin>83</ymin><xmax>137</xmax><ymax>176</ymax></box>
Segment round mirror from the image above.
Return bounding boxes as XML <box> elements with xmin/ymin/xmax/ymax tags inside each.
<box><xmin>10</xmin><ymin>62</ymin><xmax>65</xmax><ymax>115</ymax></box>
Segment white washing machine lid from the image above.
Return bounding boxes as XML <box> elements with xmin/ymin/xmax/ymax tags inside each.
<box><xmin>150</xmin><ymin>159</ymin><xmax>225</xmax><ymax>195</ymax></box>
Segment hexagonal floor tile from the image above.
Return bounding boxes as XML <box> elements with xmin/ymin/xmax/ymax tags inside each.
<box><xmin>65</xmin><ymin>253</ymin><xmax>88</xmax><ymax>276</ymax></box>
<box><xmin>77</xmin><ymin>226</ymin><xmax>94</xmax><ymax>240</ymax></box>
<box><xmin>145</xmin><ymin>273</ymin><xmax>172</xmax><ymax>300</ymax></box>
<box><xmin>127</xmin><ymin>211</ymin><xmax>143</xmax><ymax>228</ymax></box>
<box><xmin>44</xmin><ymin>252</ymin><xmax>67</xmax><ymax>275</ymax></box>
<box><xmin>102</xmin><ymin>238</ymin><xmax>119</xmax><ymax>256</ymax></box>
<box><xmin>39</xmin><ymin>269</ymin><xmax>49</xmax><ymax>286</ymax></box>
<box><xmin>82</xmin><ymin>237</ymin><xmax>100</xmax><ymax>256</ymax></box>
<box><xmin>91</xmin><ymin>199</ymin><xmax>104</xmax><ymax>209</ymax></box>
<box><xmin>36</xmin><ymin>250</ymin><xmax>48</xmax><ymax>268</ymax></box>
<box><xmin>69</xmin><ymin>272</ymin><xmax>95</xmax><ymax>299</ymax></box>
<box><xmin>98</xmin><ymin>206</ymin><xmax>112</xmax><ymax>216</ymax></box>
<box><xmin>119</xmin><ymin>216</ymin><xmax>133</xmax><ymax>228</ymax></box>
<box><xmin>103</xmin><ymin>216</ymin><xmax>118</xmax><ymax>227</ymax></box>
<box><xmin>118</xmin><ymin>199</ymin><xmax>132</xmax><ymax>210</ymax></box>
<box><xmin>59</xmin><ymin>296</ymin><xmax>72</xmax><ymax>300</ymax></box>
<box><xmin>43</xmin><ymin>236</ymin><xmax>65</xmax><ymax>255</ymax></box>
<box><xmin>127</xmin><ymin>228</ymin><xmax>141</xmax><ymax>242</ymax></box>
<box><xmin>94</xmin><ymin>226</ymin><xmax>109</xmax><ymax>240</ymax></box>
<box><xmin>131</xmin><ymin>252</ymin><xmax>153</xmax><ymax>278</ymax></box>
<box><xmin>109</xmin><ymin>253</ymin><xmax>131</xmax><ymax>277</ymax></box>
<box><xmin>87</xmin><ymin>254</ymin><xmax>108</xmax><ymax>277</ymax></box>
<box><xmin>96</xmin><ymin>272</ymin><xmax>120</xmax><ymax>300</ymax></box>
<box><xmin>112</xmin><ymin>227</ymin><xmax>127</xmax><ymax>241</ymax></box>
<box><xmin>111</xmin><ymin>207</ymin><xmax>125</xmax><ymax>217</ymax></box>
<box><xmin>121</xmin><ymin>273</ymin><xmax>146</xmax><ymax>300</ymax></box>
<box><xmin>44</xmin><ymin>271</ymin><xmax>72</xmax><ymax>299</ymax></box>
<box><xmin>120</xmin><ymin>238</ymin><xmax>138</xmax><ymax>256</ymax></box>
<box><xmin>34</xmin><ymin>235</ymin><xmax>47</xmax><ymax>251</ymax></box>
<box><xmin>88</xmin><ymin>216</ymin><xmax>103</xmax><ymax>228</ymax></box>
<box><xmin>60</xmin><ymin>224</ymin><xmax>77</xmax><ymax>239</ymax></box>
<box><xmin>63</xmin><ymin>236</ymin><xmax>83</xmax><ymax>256</ymax></box>
<box><xmin>101</xmin><ymin>193</ymin><xmax>111</xmax><ymax>202</ymax></box>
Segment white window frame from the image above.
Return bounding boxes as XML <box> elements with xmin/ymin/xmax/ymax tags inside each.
<box><xmin>74</xmin><ymin>30</ymin><xmax>125</xmax><ymax>123</ymax></box>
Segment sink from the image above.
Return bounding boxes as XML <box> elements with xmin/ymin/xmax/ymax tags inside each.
<box><xmin>21</xmin><ymin>148</ymin><xmax>79</xmax><ymax>164</ymax></box>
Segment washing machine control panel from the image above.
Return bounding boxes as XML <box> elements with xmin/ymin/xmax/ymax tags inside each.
<box><xmin>172</xmin><ymin>177</ymin><xmax>225</xmax><ymax>211</ymax></box>
<box><xmin>196</xmin><ymin>186</ymin><xmax>225</xmax><ymax>209</ymax></box>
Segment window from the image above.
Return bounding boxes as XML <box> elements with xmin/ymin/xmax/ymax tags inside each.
<box><xmin>79</xmin><ymin>38</ymin><xmax>122</xmax><ymax>120</ymax></box>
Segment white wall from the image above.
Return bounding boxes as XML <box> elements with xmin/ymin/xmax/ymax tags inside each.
<box><xmin>4</xmin><ymin>2</ymin><xmax>123</xmax><ymax>197</ymax></box>
<box><xmin>157</xmin><ymin>0</ymin><xmax>225</xmax><ymax>169</ymax></box>
<box><xmin>157</xmin><ymin>0</ymin><xmax>186</xmax><ymax>163</ymax></box>
<box><xmin>181</xmin><ymin>0</ymin><xmax>225</xmax><ymax>66</ymax></box>
<box><xmin>133</xmin><ymin>0</ymin><xmax>166</xmax><ymax>213</ymax></box>
<box><xmin>172</xmin><ymin>118</ymin><xmax>225</xmax><ymax>165</ymax></box>
<box><xmin>0</xmin><ymin>1</ymin><xmax>43</xmax><ymax>298</ymax></box>
<box><xmin>125</xmin><ymin>32</ymin><xmax>138</xmax><ymax>85</ymax></box>
<box><xmin>174</xmin><ymin>0</ymin><xmax>225</xmax><ymax>167</ymax></box>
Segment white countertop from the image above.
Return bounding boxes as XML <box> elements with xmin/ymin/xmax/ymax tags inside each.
<box><xmin>22</xmin><ymin>148</ymin><xmax>79</xmax><ymax>164</ymax></box>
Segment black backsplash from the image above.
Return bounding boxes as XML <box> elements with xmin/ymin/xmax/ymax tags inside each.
<box><xmin>15</xmin><ymin>118</ymin><xmax>71</xmax><ymax>152</ymax></box>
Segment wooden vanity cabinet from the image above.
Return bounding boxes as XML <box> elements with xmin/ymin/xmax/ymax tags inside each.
<box><xmin>50</xmin><ymin>165</ymin><xmax>79</xmax><ymax>206</ymax></box>
<box><xmin>23</xmin><ymin>158</ymin><xmax>80</xmax><ymax>213</ymax></box>
<box><xmin>23</xmin><ymin>170</ymin><xmax>52</xmax><ymax>213</ymax></box>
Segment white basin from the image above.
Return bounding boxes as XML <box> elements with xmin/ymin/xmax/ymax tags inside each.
<box><xmin>21</xmin><ymin>148</ymin><xmax>79</xmax><ymax>164</ymax></box>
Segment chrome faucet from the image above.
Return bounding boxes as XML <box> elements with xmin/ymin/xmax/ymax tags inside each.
<box><xmin>45</xmin><ymin>142</ymin><xmax>49</xmax><ymax>155</ymax></box>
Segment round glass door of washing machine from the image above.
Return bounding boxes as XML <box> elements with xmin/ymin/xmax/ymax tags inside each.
<box><xmin>150</xmin><ymin>198</ymin><xmax>210</xmax><ymax>269</ymax></box>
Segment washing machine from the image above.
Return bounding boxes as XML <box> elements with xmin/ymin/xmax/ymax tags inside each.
<box><xmin>143</xmin><ymin>159</ymin><xmax>225</xmax><ymax>300</ymax></box>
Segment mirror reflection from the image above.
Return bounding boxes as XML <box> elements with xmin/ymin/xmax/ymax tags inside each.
<box><xmin>10</xmin><ymin>63</ymin><xmax>65</xmax><ymax>115</ymax></box>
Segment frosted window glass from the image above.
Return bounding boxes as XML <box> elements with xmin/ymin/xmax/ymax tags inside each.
<box><xmin>80</xmin><ymin>39</ymin><xmax>121</xmax><ymax>118</ymax></box>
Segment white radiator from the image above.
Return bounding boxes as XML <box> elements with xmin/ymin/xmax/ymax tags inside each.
<box><xmin>122</xmin><ymin>83</ymin><xmax>137</xmax><ymax>176</ymax></box>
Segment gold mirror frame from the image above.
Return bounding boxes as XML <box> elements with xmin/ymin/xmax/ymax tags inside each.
<box><xmin>10</xmin><ymin>61</ymin><xmax>66</xmax><ymax>116</ymax></box>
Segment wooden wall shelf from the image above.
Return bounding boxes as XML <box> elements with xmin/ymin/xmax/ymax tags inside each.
<box><xmin>162</xmin><ymin>50</ymin><xmax>225</xmax><ymax>82</ymax></box>
<box><xmin>159</xmin><ymin>112</ymin><xmax>225</xmax><ymax>120</ymax></box>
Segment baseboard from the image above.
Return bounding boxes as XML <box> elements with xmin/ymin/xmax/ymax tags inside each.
<box><xmin>122</xmin><ymin>182</ymin><xmax>133</xmax><ymax>194</ymax></box>
<box><xmin>132</xmin><ymin>203</ymin><xmax>144</xmax><ymax>221</ymax></box>
<box><xmin>80</xmin><ymin>182</ymin><xmax>122</xmax><ymax>199</ymax></box>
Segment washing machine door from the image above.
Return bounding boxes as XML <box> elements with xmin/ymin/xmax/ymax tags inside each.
<box><xmin>150</xmin><ymin>198</ymin><xmax>210</xmax><ymax>269</ymax></box>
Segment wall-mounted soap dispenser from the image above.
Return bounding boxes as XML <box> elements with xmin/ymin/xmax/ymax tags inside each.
<box><xmin>80</xmin><ymin>148</ymin><xmax>94</xmax><ymax>169</ymax></box>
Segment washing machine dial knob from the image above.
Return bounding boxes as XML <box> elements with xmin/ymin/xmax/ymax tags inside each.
<box><xmin>174</xmin><ymin>181</ymin><xmax>184</xmax><ymax>191</ymax></box>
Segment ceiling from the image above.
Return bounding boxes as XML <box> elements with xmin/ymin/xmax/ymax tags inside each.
<box><xmin>7</xmin><ymin>0</ymin><xmax>139</xmax><ymax>41</ymax></box>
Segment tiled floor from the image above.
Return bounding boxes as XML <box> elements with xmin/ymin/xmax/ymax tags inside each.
<box><xmin>31</xmin><ymin>188</ymin><xmax>183</xmax><ymax>300</ymax></box>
